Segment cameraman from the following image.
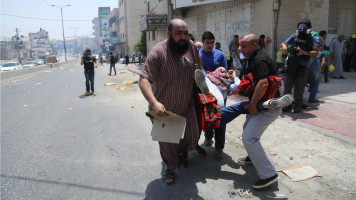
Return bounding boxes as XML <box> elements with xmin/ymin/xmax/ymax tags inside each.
<box><xmin>281</xmin><ymin>19</ymin><xmax>318</xmax><ymax>113</ymax></box>
<box><xmin>80</xmin><ymin>48</ymin><xmax>98</xmax><ymax>95</ymax></box>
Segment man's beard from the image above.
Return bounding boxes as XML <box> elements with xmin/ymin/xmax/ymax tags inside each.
<box><xmin>168</xmin><ymin>35</ymin><xmax>189</xmax><ymax>55</ymax></box>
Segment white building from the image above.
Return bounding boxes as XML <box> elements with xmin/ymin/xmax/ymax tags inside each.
<box><xmin>116</xmin><ymin>0</ymin><xmax>147</xmax><ymax>56</ymax></box>
<box><xmin>29</xmin><ymin>28</ymin><xmax>50</xmax><ymax>59</ymax></box>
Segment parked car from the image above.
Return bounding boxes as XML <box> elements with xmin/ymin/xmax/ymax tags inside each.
<box><xmin>1</xmin><ymin>62</ymin><xmax>23</xmax><ymax>71</ymax></box>
<box><xmin>23</xmin><ymin>61</ymin><xmax>37</xmax><ymax>68</ymax></box>
<box><xmin>46</xmin><ymin>56</ymin><xmax>58</xmax><ymax>64</ymax></box>
<box><xmin>36</xmin><ymin>59</ymin><xmax>45</xmax><ymax>65</ymax></box>
<box><xmin>119</xmin><ymin>57</ymin><xmax>145</xmax><ymax>64</ymax></box>
<box><xmin>119</xmin><ymin>58</ymin><xmax>126</xmax><ymax>64</ymax></box>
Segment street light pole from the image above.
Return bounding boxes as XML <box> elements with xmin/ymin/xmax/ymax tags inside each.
<box><xmin>52</xmin><ymin>4</ymin><xmax>71</xmax><ymax>62</ymax></box>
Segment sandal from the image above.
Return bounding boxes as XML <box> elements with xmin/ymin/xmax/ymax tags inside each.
<box><xmin>164</xmin><ymin>170</ymin><xmax>175</xmax><ymax>185</ymax></box>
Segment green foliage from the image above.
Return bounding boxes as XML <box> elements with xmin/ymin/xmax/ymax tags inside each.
<box><xmin>133</xmin><ymin>32</ymin><xmax>147</xmax><ymax>56</ymax></box>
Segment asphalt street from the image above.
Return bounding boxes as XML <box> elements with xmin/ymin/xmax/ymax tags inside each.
<box><xmin>1</xmin><ymin>61</ymin><xmax>356</xmax><ymax>199</ymax></box>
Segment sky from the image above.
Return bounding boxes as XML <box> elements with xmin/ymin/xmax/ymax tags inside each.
<box><xmin>0</xmin><ymin>0</ymin><xmax>118</xmax><ymax>40</ymax></box>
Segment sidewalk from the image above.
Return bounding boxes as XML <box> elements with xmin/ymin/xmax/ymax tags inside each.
<box><xmin>127</xmin><ymin>63</ymin><xmax>356</xmax><ymax>143</ymax></box>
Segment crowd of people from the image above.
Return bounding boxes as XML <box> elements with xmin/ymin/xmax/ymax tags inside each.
<box><xmin>79</xmin><ymin>17</ymin><xmax>355</xmax><ymax>189</ymax></box>
<box><xmin>138</xmin><ymin>18</ymin><xmax>294</xmax><ymax>189</ymax></box>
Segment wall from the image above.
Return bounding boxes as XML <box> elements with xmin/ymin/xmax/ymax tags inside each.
<box><xmin>126</xmin><ymin>0</ymin><xmax>147</xmax><ymax>55</ymax></box>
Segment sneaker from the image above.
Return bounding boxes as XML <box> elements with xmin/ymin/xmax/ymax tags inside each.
<box><xmin>194</xmin><ymin>69</ymin><xmax>209</xmax><ymax>94</ymax></box>
<box><xmin>238</xmin><ymin>156</ymin><xmax>252</xmax><ymax>165</ymax></box>
<box><xmin>269</xmin><ymin>94</ymin><xmax>293</xmax><ymax>109</ymax></box>
<box><xmin>84</xmin><ymin>91</ymin><xmax>91</xmax><ymax>96</ymax></box>
<box><xmin>195</xmin><ymin>145</ymin><xmax>207</xmax><ymax>155</ymax></box>
<box><xmin>252</xmin><ymin>174</ymin><xmax>279</xmax><ymax>189</ymax></box>
<box><xmin>204</xmin><ymin>138</ymin><xmax>214</xmax><ymax>146</ymax></box>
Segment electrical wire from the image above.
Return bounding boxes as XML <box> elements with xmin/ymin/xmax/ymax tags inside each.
<box><xmin>0</xmin><ymin>13</ymin><xmax>90</xmax><ymax>21</ymax></box>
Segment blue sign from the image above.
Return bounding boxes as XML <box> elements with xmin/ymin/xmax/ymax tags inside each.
<box><xmin>57</xmin><ymin>45</ymin><xmax>74</xmax><ymax>49</ymax></box>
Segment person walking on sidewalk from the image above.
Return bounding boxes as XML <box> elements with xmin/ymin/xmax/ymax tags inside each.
<box><xmin>108</xmin><ymin>52</ymin><xmax>116</xmax><ymax>76</ymax></box>
<box><xmin>228</xmin><ymin>34</ymin><xmax>240</xmax><ymax>70</ymax></box>
<box><xmin>80</xmin><ymin>48</ymin><xmax>98</xmax><ymax>95</ymax></box>
<box><xmin>138</xmin><ymin>19</ymin><xmax>200</xmax><ymax>185</ymax></box>
<box><xmin>237</xmin><ymin>34</ymin><xmax>282</xmax><ymax>189</ymax></box>
<box><xmin>329</xmin><ymin>34</ymin><xmax>346</xmax><ymax>79</ymax></box>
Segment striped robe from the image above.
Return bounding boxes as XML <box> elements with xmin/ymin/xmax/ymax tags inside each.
<box><xmin>141</xmin><ymin>39</ymin><xmax>200</xmax><ymax>171</ymax></box>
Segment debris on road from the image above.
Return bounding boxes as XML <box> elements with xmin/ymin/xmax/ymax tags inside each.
<box><xmin>228</xmin><ymin>185</ymin><xmax>253</xmax><ymax>198</ymax></box>
<box><xmin>269</xmin><ymin>151</ymin><xmax>277</xmax><ymax>156</ymax></box>
<box><xmin>131</xmin><ymin>105</ymin><xmax>134</xmax><ymax>108</ymax></box>
<box><xmin>104</xmin><ymin>83</ymin><xmax>116</xmax><ymax>86</ymax></box>
<box><xmin>124</xmin><ymin>81</ymin><xmax>139</xmax><ymax>84</ymax></box>
<box><xmin>116</xmin><ymin>86</ymin><xmax>130</xmax><ymax>90</ymax></box>
<box><xmin>280</xmin><ymin>164</ymin><xmax>319</xmax><ymax>181</ymax></box>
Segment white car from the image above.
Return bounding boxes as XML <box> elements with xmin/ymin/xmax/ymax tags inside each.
<box><xmin>36</xmin><ymin>59</ymin><xmax>45</xmax><ymax>65</ymax></box>
<box><xmin>1</xmin><ymin>62</ymin><xmax>23</xmax><ymax>71</ymax></box>
<box><xmin>23</xmin><ymin>61</ymin><xmax>37</xmax><ymax>68</ymax></box>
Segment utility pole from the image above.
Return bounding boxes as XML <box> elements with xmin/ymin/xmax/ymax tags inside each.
<box><xmin>52</xmin><ymin>4</ymin><xmax>71</xmax><ymax>62</ymax></box>
<box><xmin>16</xmin><ymin>28</ymin><xmax>21</xmax><ymax>64</ymax></box>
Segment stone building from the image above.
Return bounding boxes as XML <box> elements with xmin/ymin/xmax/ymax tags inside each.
<box><xmin>141</xmin><ymin>0</ymin><xmax>356</xmax><ymax>58</ymax></box>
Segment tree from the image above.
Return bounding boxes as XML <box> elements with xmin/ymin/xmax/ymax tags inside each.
<box><xmin>133</xmin><ymin>32</ymin><xmax>147</xmax><ymax>56</ymax></box>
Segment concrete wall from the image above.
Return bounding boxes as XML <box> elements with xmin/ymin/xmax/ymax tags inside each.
<box><xmin>0</xmin><ymin>60</ymin><xmax>77</xmax><ymax>81</ymax></box>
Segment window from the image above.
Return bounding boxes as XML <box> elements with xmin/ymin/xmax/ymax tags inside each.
<box><xmin>152</xmin><ymin>31</ymin><xmax>156</xmax><ymax>41</ymax></box>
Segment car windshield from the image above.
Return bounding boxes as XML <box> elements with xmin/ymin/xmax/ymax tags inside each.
<box><xmin>25</xmin><ymin>61</ymin><xmax>34</xmax><ymax>64</ymax></box>
<box><xmin>2</xmin><ymin>63</ymin><xmax>16</xmax><ymax>67</ymax></box>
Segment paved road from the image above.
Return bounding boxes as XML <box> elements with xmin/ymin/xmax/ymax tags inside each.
<box><xmin>1</xmin><ymin>62</ymin><xmax>356</xmax><ymax>199</ymax></box>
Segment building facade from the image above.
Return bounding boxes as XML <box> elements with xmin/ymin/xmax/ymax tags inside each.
<box><xmin>29</xmin><ymin>28</ymin><xmax>50</xmax><ymax>59</ymax></box>
<box><xmin>141</xmin><ymin>0</ymin><xmax>356</xmax><ymax>58</ymax></box>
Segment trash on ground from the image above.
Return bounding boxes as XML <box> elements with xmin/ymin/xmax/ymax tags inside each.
<box><xmin>131</xmin><ymin>105</ymin><xmax>134</xmax><ymax>108</ymax></box>
<box><xmin>269</xmin><ymin>151</ymin><xmax>277</xmax><ymax>156</ymax></box>
<box><xmin>35</xmin><ymin>83</ymin><xmax>43</xmax><ymax>85</ymax></box>
<box><xmin>280</xmin><ymin>164</ymin><xmax>319</xmax><ymax>181</ymax></box>
<box><xmin>104</xmin><ymin>83</ymin><xmax>116</xmax><ymax>86</ymax></box>
<box><xmin>68</xmin><ymin>108</ymin><xmax>72</xmax><ymax>110</ymax></box>
<box><xmin>238</xmin><ymin>136</ymin><xmax>242</xmax><ymax>140</ymax></box>
<box><xmin>24</xmin><ymin>105</ymin><xmax>28</xmax><ymax>107</ymax></box>
<box><xmin>116</xmin><ymin>86</ymin><xmax>130</xmax><ymax>90</ymax></box>
<box><xmin>228</xmin><ymin>185</ymin><xmax>253</xmax><ymax>198</ymax></box>
<box><xmin>119</xmin><ymin>71</ymin><xmax>127</xmax><ymax>74</ymax></box>
<box><xmin>124</xmin><ymin>80</ymin><xmax>139</xmax><ymax>84</ymax></box>
<box><xmin>290</xmin><ymin>157</ymin><xmax>294</xmax><ymax>160</ymax></box>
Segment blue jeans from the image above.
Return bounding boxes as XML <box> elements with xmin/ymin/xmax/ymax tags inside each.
<box><xmin>220</xmin><ymin>100</ymin><xmax>265</xmax><ymax>125</ymax></box>
<box><xmin>109</xmin><ymin>63</ymin><xmax>116</xmax><ymax>75</ymax></box>
<box><xmin>308</xmin><ymin>60</ymin><xmax>321</xmax><ymax>103</ymax></box>
<box><xmin>84</xmin><ymin>70</ymin><xmax>95</xmax><ymax>92</ymax></box>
